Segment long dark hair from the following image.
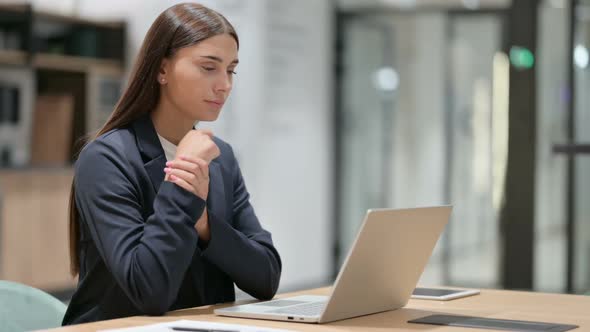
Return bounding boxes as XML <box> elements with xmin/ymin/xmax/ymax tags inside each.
<box><xmin>68</xmin><ymin>3</ymin><xmax>239</xmax><ymax>276</ymax></box>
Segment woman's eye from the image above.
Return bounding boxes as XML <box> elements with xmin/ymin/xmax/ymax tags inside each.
<box><xmin>202</xmin><ymin>66</ymin><xmax>215</xmax><ymax>71</ymax></box>
<box><xmin>228</xmin><ymin>70</ymin><xmax>237</xmax><ymax>75</ymax></box>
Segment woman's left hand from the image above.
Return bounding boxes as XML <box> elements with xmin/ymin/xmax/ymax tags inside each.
<box><xmin>194</xmin><ymin>208</ymin><xmax>210</xmax><ymax>244</ymax></box>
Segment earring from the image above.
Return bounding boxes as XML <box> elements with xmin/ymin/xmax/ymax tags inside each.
<box><xmin>160</xmin><ymin>78</ymin><xmax>166</xmax><ymax>84</ymax></box>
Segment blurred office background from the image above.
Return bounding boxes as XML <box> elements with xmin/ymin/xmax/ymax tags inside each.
<box><xmin>0</xmin><ymin>0</ymin><xmax>588</xmax><ymax>304</ymax></box>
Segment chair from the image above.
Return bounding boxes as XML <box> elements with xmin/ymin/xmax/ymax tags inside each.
<box><xmin>0</xmin><ymin>280</ymin><xmax>67</xmax><ymax>332</ymax></box>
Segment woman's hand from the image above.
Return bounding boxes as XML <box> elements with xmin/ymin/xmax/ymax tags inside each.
<box><xmin>165</xmin><ymin>155</ymin><xmax>211</xmax><ymax>243</ymax></box>
<box><xmin>164</xmin><ymin>156</ymin><xmax>210</xmax><ymax>200</ymax></box>
<box><xmin>195</xmin><ymin>208</ymin><xmax>210</xmax><ymax>244</ymax></box>
<box><xmin>176</xmin><ymin>129</ymin><xmax>220</xmax><ymax>163</ymax></box>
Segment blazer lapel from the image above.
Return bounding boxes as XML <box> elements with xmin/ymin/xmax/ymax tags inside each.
<box><xmin>132</xmin><ymin>114</ymin><xmax>166</xmax><ymax>193</ymax></box>
<box><xmin>145</xmin><ymin>155</ymin><xmax>167</xmax><ymax>193</ymax></box>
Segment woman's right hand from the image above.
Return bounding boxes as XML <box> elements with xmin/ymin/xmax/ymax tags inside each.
<box><xmin>176</xmin><ymin>129</ymin><xmax>220</xmax><ymax>163</ymax></box>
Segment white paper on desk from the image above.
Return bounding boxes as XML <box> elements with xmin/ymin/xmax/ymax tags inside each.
<box><xmin>99</xmin><ymin>319</ymin><xmax>296</xmax><ymax>332</ymax></box>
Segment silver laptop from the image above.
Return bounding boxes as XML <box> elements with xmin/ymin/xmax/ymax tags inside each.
<box><xmin>214</xmin><ymin>206</ymin><xmax>451</xmax><ymax>324</ymax></box>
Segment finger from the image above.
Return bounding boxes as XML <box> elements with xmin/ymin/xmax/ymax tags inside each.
<box><xmin>168</xmin><ymin>174</ymin><xmax>195</xmax><ymax>194</ymax></box>
<box><xmin>177</xmin><ymin>155</ymin><xmax>207</xmax><ymax>166</ymax></box>
<box><xmin>166</xmin><ymin>159</ymin><xmax>206</xmax><ymax>178</ymax></box>
<box><xmin>165</xmin><ymin>167</ymin><xmax>198</xmax><ymax>185</ymax></box>
<box><xmin>177</xmin><ymin>156</ymin><xmax>209</xmax><ymax>178</ymax></box>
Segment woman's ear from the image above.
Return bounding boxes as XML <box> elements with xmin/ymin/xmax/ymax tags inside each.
<box><xmin>158</xmin><ymin>58</ymin><xmax>169</xmax><ymax>84</ymax></box>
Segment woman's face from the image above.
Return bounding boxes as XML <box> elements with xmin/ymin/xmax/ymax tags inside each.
<box><xmin>159</xmin><ymin>34</ymin><xmax>238</xmax><ymax>122</ymax></box>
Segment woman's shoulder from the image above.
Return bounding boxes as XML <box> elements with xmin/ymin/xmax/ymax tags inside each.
<box><xmin>73</xmin><ymin>126</ymin><xmax>141</xmax><ymax>194</ymax></box>
<box><xmin>76</xmin><ymin>127</ymin><xmax>136</xmax><ymax>168</ymax></box>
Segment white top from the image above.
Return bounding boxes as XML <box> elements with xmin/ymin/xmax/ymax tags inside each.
<box><xmin>157</xmin><ymin>133</ymin><xmax>177</xmax><ymax>161</ymax></box>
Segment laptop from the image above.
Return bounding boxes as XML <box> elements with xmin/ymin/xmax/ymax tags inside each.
<box><xmin>214</xmin><ymin>206</ymin><xmax>452</xmax><ymax>324</ymax></box>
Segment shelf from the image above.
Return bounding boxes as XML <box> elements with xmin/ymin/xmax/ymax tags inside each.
<box><xmin>0</xmin><ymin>5</ymin><xmax>126</xmax><ymax>73</ymax></box>
<box><xmin>36</xmin><ymin>10</ymin><xmax>124</xmax><ymax>29</ymax></box>
<box><xmin>0</xmin><ymin>4</ymin><xmax>28</xmax><ymax>13</ymax></box>
<box><xmin>0</xmin><ymin>49</ymin><xmax>27</xmax><ymax>66</ymax></box>
<box><xmin>33</xmin><ymin>53</ymin><xmax>124</xmax><ymax>74</ymax></box>
<box><xmin>0</xmin><ymin>4</ymin><xmax>122</xmax><ymax>28</ymax></box>
<box><xmin>0</xmin><ymin>51</ymin><xmax>125</xmax><ymax>75</ymax></box>
<box><xmin>0</xmin><ymin>5</ymin><xmax>126</xmax><ymax>169</ymax></box>
<box><xmin>0</xmin><ymin>166</ymin><xmax>74</xmax><ymax>173</ymax></box>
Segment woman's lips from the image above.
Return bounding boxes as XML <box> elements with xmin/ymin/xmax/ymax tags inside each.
<box><xmin>205</xmin><ymin>100</ymin><xmax>224</xmax><ymax>108</ymax></box>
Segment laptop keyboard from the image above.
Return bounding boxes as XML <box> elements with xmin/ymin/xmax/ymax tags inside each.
<box><xmin>252</xmin><ymin>300</ymin><xmax>307</xmax><ymax>307</ymax></box>
<box><xmin>267</xmin><ymin>301</ymin><xmax>327</xmax><ymax>316</ymax></box>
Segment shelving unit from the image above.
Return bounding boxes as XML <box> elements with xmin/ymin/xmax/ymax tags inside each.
<box><xmin>0</xmin><ymin>3</ymin><xmax>126</xmax><ymax>293</ymax></box>
<box><xmin>0</xmin><ymin>3</ymin><xmax>126</xmax><ymax>168</ymax></box>
<box><xmin>33</xmin><ymin>53</ymin><xmax>123</xmax><ymax>73</ymax></box>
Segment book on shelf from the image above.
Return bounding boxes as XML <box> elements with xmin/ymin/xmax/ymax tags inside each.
<box><xmin>0</xmin><ymin>83</ymin><xmax>20</xmax><ymax>167</ymax></box>
<box><xmin>0</xmin><ymin>66</ymin><xmax>34</xmax><ymax>167</ymax></box>
<box><xmin>0</xmin><ymin>84</ymin><xmax>20</xmax><ymax>124</ymax></box>
<box><xmin>0</xmin><ymin>29</ymin><xmax>22</xmax><ymax>51</ymax></box>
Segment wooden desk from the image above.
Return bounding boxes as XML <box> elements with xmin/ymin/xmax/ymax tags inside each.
<box><xmin>42</xmin><ymin>287</ymin><xmax>590</xmax><ymax>331</ymax></box>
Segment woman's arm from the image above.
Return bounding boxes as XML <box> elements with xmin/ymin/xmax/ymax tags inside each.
<box><xmin>200</xmin><ymin>146</ymin><xmax>282</xmax><ymax>300</ymax></box>
<box><xmin>75</xmin><ymin>139</ymin><xmax>205</xmax><ymax>315</ymax></box>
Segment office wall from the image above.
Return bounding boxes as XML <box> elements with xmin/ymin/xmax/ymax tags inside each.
<box><xmin>535</xmin><ymin>2</ymin><xmax>568</xmax><ymax>292</ymax></box>
<box><xmin>25</xmin><ymin>0</ymin><xmax>335</xmax><ymax>292</ymax></box>
<box><xmin>338</xmin><ymin>12</ymin><xmax>504</xmax><ymax>289</ymax></box>
<box><xmin>337</xmin><ymin>13</ymin><xmax>448</xmax><ymax>284</ymax></box>
<box><xmin>390</xmin><ymin>14</ymin><xmax>448</xmax><ymax>284</ymax></box>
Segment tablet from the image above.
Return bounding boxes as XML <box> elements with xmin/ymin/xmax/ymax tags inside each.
<box><xmin>408</xmin><ymin>314</ymin><xmax>578</xmax><ymax>332</ymax></box>
<box><xmin>411</xmin><ymin>287</ymin><xmax>480</xmax><ymax>300</ymax></box>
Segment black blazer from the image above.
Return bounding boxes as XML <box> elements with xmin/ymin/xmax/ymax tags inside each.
<box><xmin>62</xmin><ymin>115</ymin><xmax>281</xmax><ymax>325</ymax></box>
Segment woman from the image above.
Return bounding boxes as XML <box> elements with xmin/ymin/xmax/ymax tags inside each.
<box><xmin>63</xmin><ymin>3</ymin><xmax>281</xmax><ymax>325</ymax></box>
